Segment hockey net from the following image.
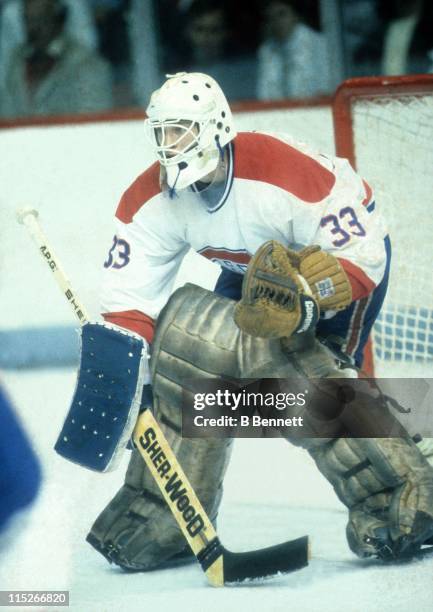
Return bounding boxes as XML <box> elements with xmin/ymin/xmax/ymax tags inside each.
<box><xmin>333</xmin><ymin>75</ymin><xmax>433</xmax><ymax>376</ymax></box>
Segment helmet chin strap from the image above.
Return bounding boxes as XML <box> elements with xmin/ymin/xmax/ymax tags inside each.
<box><xmin>168</xmin><ymin>162</ymin><xmax>187</xmax><ymax>199</ymax></box>
<box><xmin>215</xmin><ymin>135</ymin><xmax>224</xmax><ymax>160</ymax></box>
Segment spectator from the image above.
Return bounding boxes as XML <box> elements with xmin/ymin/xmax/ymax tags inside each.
<box><xmin>0</xmin><ymin>0</ymin><xmax>98</xmax><ymax>87</ymax></box>
<box><xmin>0</xmin><ymin>0</ymin><xmax>113</xmax><ymax>119</ymax></box>
<box><xmin>166</xmin><ymin>0</ymin><xmax>257</xmax><ymax>101</ymax></box>
<box><xmin>379</xmin><ymin>0</ymin><xmax>433</xmax><ymax>75</ymax></box>
<box><xmin>186</xmin><ymin>1</ymin><xmax>230</xmax><ymax>64</ymax></box>
<box><xmin>341</xmin><ymin>0</ymin><xmax>384</xmax><ymax>77</ymax></box>
<box><xmin>257</xmin><ymin>0</ymin><xmax>332</xmax><ymax>100</ymax></box>
<box><xmin>88</xmin><ymin>0</ymin><xmax>134</xmax><ymax>106</ymax></box>
<box><xmin>154</xmin><ymin>1</ymin><xmax>191</xmax><ymax>71</ymax></box>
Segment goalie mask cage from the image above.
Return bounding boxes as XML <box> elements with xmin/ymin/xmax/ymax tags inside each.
<box><xmin>333</xmin><ymin>75</ymin><xmax>433</xmax><ymax>377</ymax></box>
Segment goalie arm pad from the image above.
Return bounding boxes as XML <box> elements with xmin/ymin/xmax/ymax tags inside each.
<box><xmin>54</xmin><ymin>322</ymin><xmax>150</xmax><ymax>472</ymax></box>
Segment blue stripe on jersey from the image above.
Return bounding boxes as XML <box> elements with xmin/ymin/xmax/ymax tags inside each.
<box><xmin>208</xmin><ymin>142</ymin><xmax>234</xmax><ymax>213</ymax></box>
<box><xmin>190</xmin><ymin>142</ymin><xmax>234</xmax><ymax>213</ymax></box>
<box><xmin>366</xmin><ymin>201</ymin><xmax>376</xmax><ymax>213</ymax></box>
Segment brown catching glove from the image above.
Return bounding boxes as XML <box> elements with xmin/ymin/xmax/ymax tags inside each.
<box><xmin>286</xmin><ymin>245</ymin><xmax>352</xmax><ymax>311</ymax></box>
<box><xmin>234</xmin><ymin>240</ymin><xmax>320</xmax><ymax>338</ymax></box>
<box><xmin>234</xmin><ymin>241</ymin><xmax>352</xmax><ymax>339</ymax></box>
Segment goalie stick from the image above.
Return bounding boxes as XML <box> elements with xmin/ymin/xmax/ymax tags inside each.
<box><xmin>17</xmin><ymin>207</ymin><xmax>309</xmax><ymax>586</ymax></box>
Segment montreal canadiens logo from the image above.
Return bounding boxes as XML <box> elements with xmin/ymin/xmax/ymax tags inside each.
<box><xmin>198</xmin><ymin>247</ymin><xmax>251</xmax><ymax>274</ymax></box>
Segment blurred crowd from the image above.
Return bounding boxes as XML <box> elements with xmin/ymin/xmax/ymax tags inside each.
<box><xmin>1</xmin><ymin>0</ymin><xmax>433</xmax><ymax>119</ymax></box>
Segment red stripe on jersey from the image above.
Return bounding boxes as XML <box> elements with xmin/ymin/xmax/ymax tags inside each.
<box><xmin>234</xmin><ymin>132</ymin><xmax>336</xmax><ymax>203</ymax></box>
<box><xmin>116</xmin><ymin>162</ymin><xmax>161</xmax><ymax>224</ymax></box>
<box><xmin>361</xmin><ymin>180</ymin><xmax>373</xmax><ymax>206</ymax></box>
<box><xmin>338</xmin><ymin>258</ymin><xmax>376</xmax><ymax>301</ymax></box>
<box><xmin>199</xmin><ymin>247</ymin><xmax>251</xmax><ymax>264</ymax></box>
<box><xmin>346</xmin><ymin>296</ymin><xmax>369</xmax><ymax>355</ymax></box>
<box><xmin>102</xmin><ymin>310</ymin><xmax>155</xmax><ymax>343</ymax></box>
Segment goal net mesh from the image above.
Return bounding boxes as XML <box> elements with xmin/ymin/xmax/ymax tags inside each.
<box><xmin>350</xmin><ymin>91</ymin><xmax>433</xmax><ymax>374</ymax></box>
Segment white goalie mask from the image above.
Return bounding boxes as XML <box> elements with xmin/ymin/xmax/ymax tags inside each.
<box><xmin>144</xmin><ymin>72</ymin><xmax>236</xmax><ymax>191</ymax></box>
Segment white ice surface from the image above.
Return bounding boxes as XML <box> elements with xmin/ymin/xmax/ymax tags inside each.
<box><xmin>1</xmin><ymin>370</ymin><xmax>432</xmax><ymax>612</ymax></box>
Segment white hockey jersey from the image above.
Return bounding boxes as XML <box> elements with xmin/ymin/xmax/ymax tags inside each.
<box><xmin>101</xmin><ymin>132</ymin><xmax>388</xmax><ymax>342</ymax></box>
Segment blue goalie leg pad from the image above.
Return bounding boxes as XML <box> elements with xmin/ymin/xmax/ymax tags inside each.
<box><xmin>54</xmin><ymin>323</ymin><xmax>149</xmax><ymax>472</ymax></box>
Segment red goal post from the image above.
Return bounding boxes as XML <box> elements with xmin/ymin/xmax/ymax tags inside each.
<box><xmin>333</xmin><ymin>75</ymin><xmax>433</xmax><ymax>377</ymax></box>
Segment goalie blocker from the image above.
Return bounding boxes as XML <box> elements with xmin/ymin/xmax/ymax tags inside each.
<box><xmin>54</xmin><ymin>322</ymin><xmax>149</xmax><ymax>472</ymax></box>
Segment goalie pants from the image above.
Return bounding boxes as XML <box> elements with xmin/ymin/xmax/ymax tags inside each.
<box><xmin>214</xmin><ymin>235</ymin><xmax>391</xmax><ymax>368</ymax></box>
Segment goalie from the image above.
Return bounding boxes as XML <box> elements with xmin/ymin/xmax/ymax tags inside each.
<box><xmin>100</xmin><ymin>71</ymin><xmax>390</xmax><ymax>373</ymax></box>
<box><xmin>57</xmin><ymin>72</ymin><xmax>433</xmax><ymax>570</ymax></box>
